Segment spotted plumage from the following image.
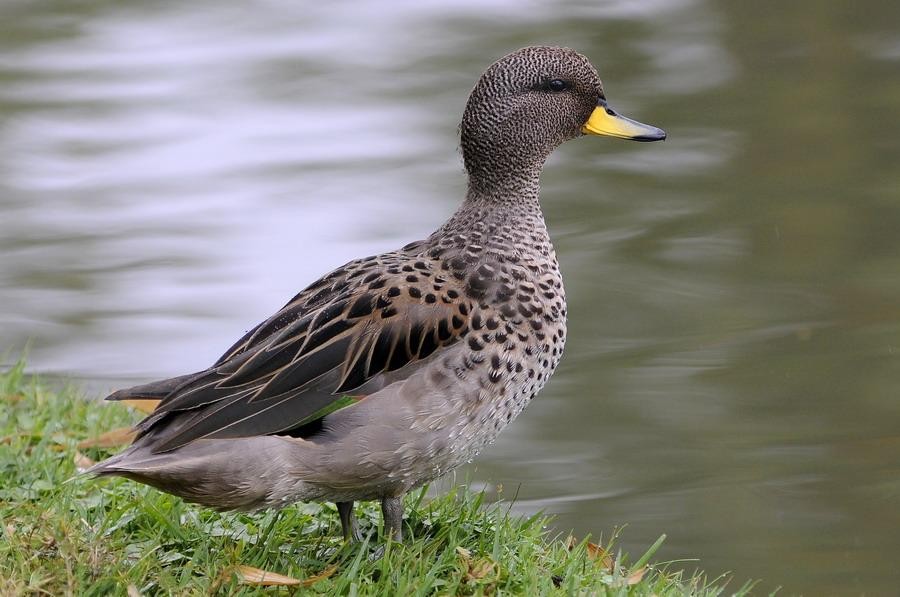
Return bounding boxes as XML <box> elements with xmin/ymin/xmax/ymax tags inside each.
<box><xmin>89</xmin><ymin>46</ymin><xmax>665</xmax><ymax>542</ymax></box>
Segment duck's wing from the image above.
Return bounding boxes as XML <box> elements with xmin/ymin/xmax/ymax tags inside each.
<box><xmin>112</xmin><ymin>254</ymin><xmax>470</xmax><ymax>453</ymax></box>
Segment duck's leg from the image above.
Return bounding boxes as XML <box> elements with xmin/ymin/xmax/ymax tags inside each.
<box><xmin>380</xmin><ymin>495</ymin><xmax>404</xmax><ymax>542</ymax></box>
<box><xmin>336</xmin><ymin>501</ymin><xmax>362</xmax><ymax>542</ymax></box>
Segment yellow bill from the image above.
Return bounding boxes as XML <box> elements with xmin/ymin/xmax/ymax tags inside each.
<box><xmin>582</xmin><ymin>99</ymin><xmax>666</xmax><ymax>141</ymax></box>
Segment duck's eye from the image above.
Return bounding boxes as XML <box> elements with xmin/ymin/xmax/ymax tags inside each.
<box><xmin>547</xmin><ymin>79</ymin><xmax>568</xmax><ymax>92</ymax></box>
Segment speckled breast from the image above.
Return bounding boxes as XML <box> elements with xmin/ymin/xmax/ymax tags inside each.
<box><xmin>412</xmin><ymin>224</ymin><xmax>568</xmax><ymax>481</ymax></box>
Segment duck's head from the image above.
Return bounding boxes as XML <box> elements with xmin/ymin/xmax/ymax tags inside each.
<box><xmin>461</xmin><ymin>46</ymin><xmax>665</xmax><ymax>192</ymax></box>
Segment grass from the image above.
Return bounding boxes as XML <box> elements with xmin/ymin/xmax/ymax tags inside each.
<box><xmin>0</xmin><ymin>361</ymin><xmax>755</xmax><ymax>595</ymax></box>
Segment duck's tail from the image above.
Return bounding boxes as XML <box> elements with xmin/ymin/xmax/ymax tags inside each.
<box><xmin>86</xmin><ymin>435</ymin><xmax>322</xmax><ymax>511</ymax></box>
<box><xmin>105</xmin><ymin>371</ymin><xmax>206</xmax><ymax>402</ymax></box>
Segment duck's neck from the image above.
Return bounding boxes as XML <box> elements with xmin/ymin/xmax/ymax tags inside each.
<box><xmin>464</xmin><ymin>162</ymin><xmax>543</xmax><ymax>216</ymax></box>
<box><xmin>465</xmin><ymin>167</ymin><xmax>541</xmax><ymax>206</ymax></box>
<box><xmin>434</xmin><ymin>166</ymin><xmax>551</xmax><ymax>256</ymax></box>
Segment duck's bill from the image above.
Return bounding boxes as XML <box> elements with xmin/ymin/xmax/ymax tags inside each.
<box><xmin>582</xmin><ymin>99</ymin><xmax>666</xmax><ymax>141</ymax></box>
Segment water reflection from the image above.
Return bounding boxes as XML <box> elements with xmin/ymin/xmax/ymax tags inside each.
<box><xmin>2</xmin><ymin>0</ymin><xmax>899</xmax><ymax>594</ymax></box>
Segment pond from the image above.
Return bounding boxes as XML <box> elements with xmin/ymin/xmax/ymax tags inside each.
<box><xmin>2</xmin><ymin>0</ymin><xmax>899</xmax><ymax>593</ymax></box>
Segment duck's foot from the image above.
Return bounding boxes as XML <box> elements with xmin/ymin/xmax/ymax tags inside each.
<box><xmin>336</xmin><ymin>501</ymin><xmax>363</xmax><ymax>543</ymax></box>
<box><xmin>380</xmin><ymin>494</ymin><xmax>404</xmax><ymax>542</ymax></box>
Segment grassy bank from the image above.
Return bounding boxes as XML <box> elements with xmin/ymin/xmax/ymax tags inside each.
<box><xmin>0</xmin><ymin>362</ymin><xmax>753</xmax><ymax>595</ymax></box>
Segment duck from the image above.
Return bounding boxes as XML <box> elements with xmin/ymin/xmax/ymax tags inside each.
<box><xmin>89</xmin><ymin>46</ymin><xmax>665</xmax><ymax>542</ymax></box>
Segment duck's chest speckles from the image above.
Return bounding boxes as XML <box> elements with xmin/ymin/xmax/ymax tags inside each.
<box><xmin>424</xmin><ymin>213</ymin><xmax>568</xmax><ymax>439</ymax></box>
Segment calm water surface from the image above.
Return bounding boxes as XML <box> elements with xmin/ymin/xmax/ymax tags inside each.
<box><xmin>2</xmin><ymin>0</ymin><xmax>900</xmax><ymax>593</ymax></box>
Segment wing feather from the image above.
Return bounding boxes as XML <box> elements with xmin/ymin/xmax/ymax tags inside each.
<box><xmin>126</xmin><ymin>257</ymin><xmax>471</xmax><ymax>453</ymax></box>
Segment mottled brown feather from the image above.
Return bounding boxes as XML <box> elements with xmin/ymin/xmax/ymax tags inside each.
<box><xmin>127</xmin><ymin>257</ymin><xmax>474</xmax><ymax>452</ymax></box>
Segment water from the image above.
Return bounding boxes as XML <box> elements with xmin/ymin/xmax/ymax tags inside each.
<box><xmin>3</xmin><ymin>0</ymin><xmax>900</xmax><ymax>593</ymax></box>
